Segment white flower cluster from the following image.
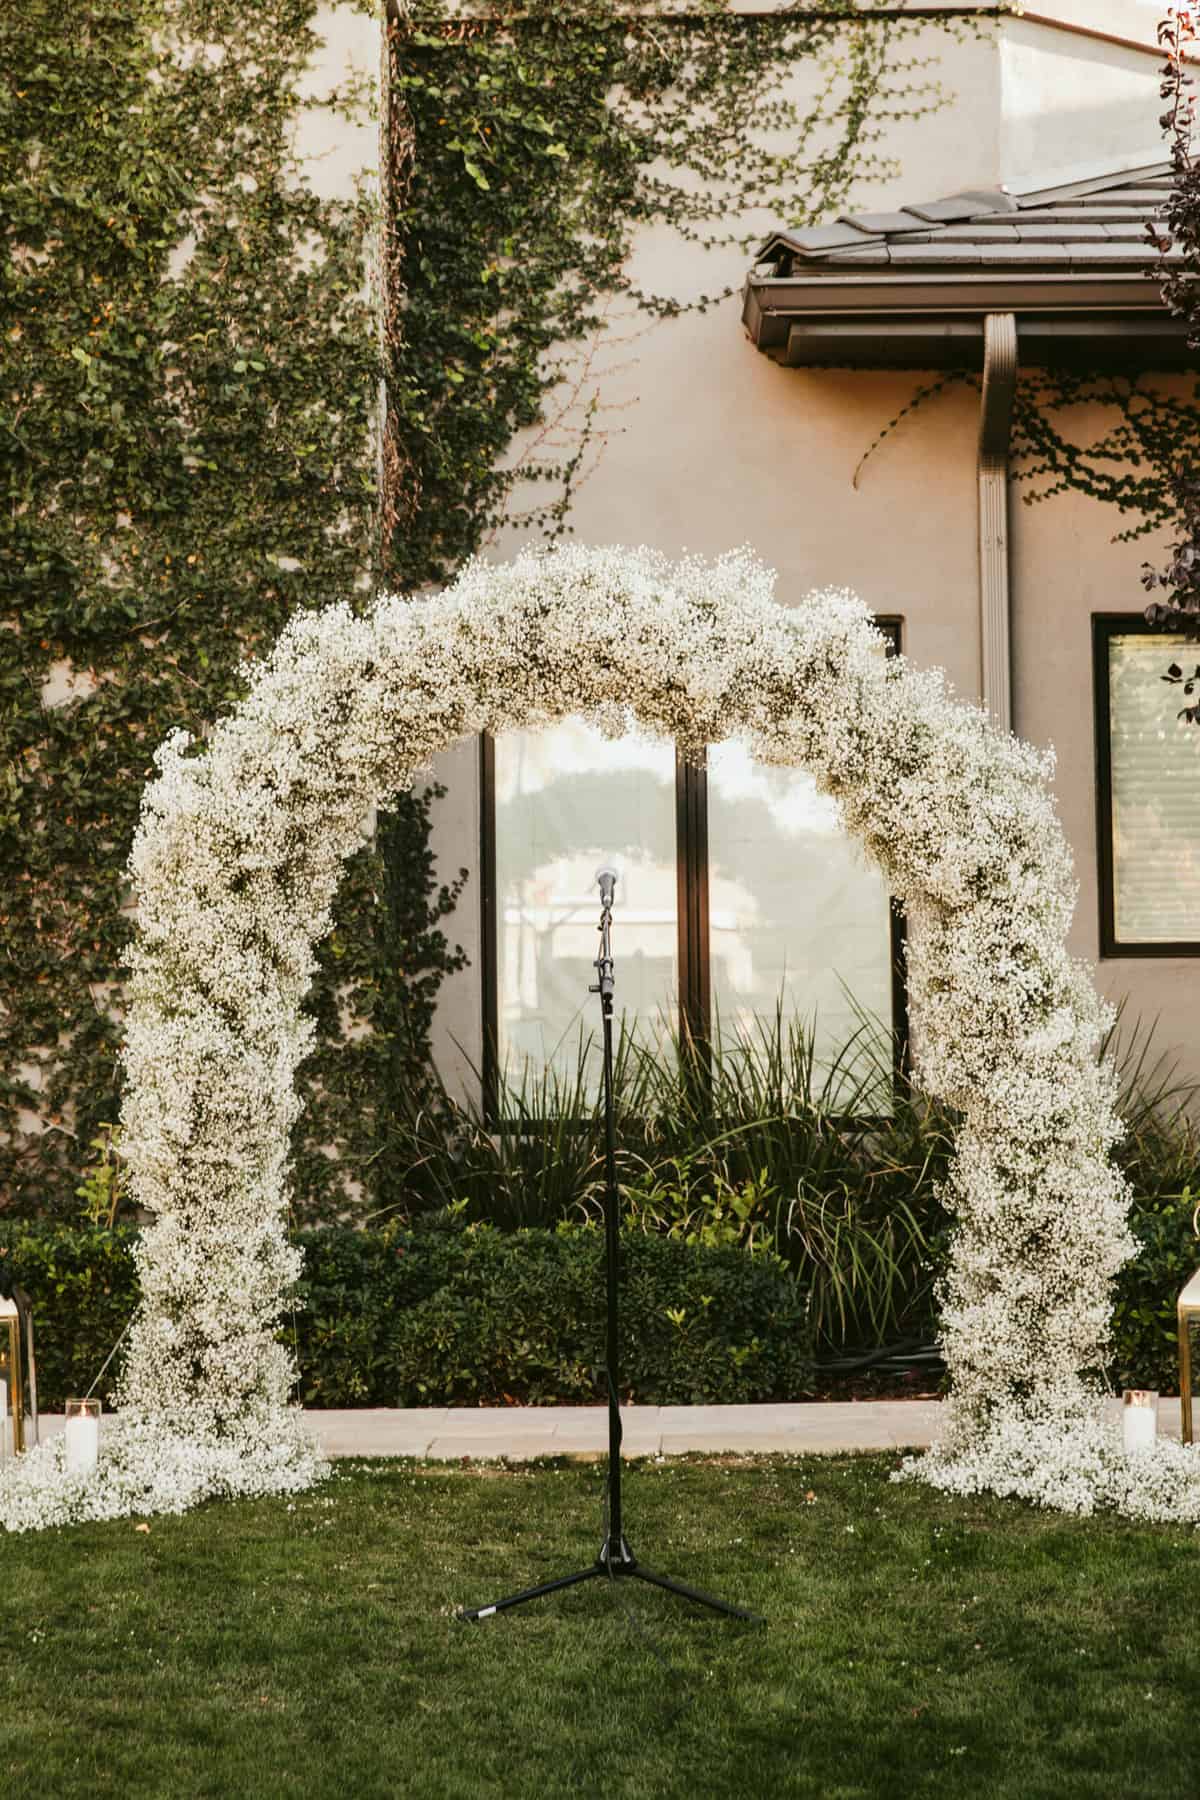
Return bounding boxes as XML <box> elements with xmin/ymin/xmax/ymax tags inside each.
<box><xmin>4</xmin><ymin>542</ymin><xmax>1197</xmax><ymax>1531</ymax></box>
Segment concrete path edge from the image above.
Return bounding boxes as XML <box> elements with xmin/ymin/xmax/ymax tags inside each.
<box><xmin>31</xmin><ymin>1397</ymin><xmax>1184</xmax><ymax>1461</ymax></box>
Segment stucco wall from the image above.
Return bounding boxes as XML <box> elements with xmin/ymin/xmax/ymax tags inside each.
<box><xmin>292</xmin><ymin>3</ymin><xmax>382</xmax><ymax>204</ymax></box>
<box><xmin>1000</xmin><ymin>17</ymin><xmax>1161</xmax><ymax>193</ymax></box>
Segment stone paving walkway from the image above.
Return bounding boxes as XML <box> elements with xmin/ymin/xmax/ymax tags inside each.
<box><xmin>34</xmin><ymin>1397</ymin><xmax>1185</xmax><ymax>1460</ymax></box>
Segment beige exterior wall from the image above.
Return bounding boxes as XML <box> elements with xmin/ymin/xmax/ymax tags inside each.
<box><xmin>421</xmin><ymin>9</ymin><xmax>1178</xmax><ymax>1095</ymax></box>
<box><xmin>1000</xmin><ymin>15</ymin><xmax>1161</xmax><ymax>193</ymax></box>
<box><xmin>292</xmin><ymin>3</ymin><xmax>382</xmax><ymax>205</ymax></box>
<box><xmin>428</xmin><ymin>351</ymin><xmax>983</xmax><ymax>1096</ymax></box>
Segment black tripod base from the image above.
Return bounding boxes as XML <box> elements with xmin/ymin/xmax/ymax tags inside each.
<box><xmin>459</xmin><ymin>1536</ymin><xmax>762</xmax><ymax>1626</ymax></box>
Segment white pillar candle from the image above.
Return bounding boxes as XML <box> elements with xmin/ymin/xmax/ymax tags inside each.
<box><xmin>64</xmin><ymin>1409</ymin><xmax>100</xmax><ymax>1475</ymax></box>
<box><xmin>1123</xmin><ymin>1389</ymin><xmax>1158</xmax><ymax>1454</ymax></box>
<box><xmin>0</xmin><ymin>1376</ymin><xmax>7</xmax><ymax>1463</ymax></box>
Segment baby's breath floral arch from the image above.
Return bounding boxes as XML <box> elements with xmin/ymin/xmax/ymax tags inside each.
<box><xmin>5</xmin><ymin>543</ymin><xmax>1200</xmax><ymax>1533</ymax></box>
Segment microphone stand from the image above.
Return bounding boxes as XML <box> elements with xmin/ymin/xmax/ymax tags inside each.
<box><xmin>459</xmin><ymin>876</ymin><xmax>760</xmax><ymax>1626</ymax></box>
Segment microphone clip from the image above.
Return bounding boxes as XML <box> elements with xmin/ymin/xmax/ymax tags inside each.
<box><xmin>591</xmin><ymin>867</ymin><xmax>617</xmax><ymax>1006</ymax></box>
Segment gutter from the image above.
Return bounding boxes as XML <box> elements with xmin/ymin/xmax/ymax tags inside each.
<box><xmin>741</xmin><ymin>273</ymin><xmax>1189</xmax><ymax>369</ymax></box>
<box><xmin>748</xmin><ymin>271</ymin><xmax>1165</xmax><ymax>318</ymax></box>
<box><xmin>740</xmin><ymin>273</ymin><xmax>1182</xmax><ymax>733</ymax></box>
<box><xmin>977</xmin><ymin>314</ymin><xmax>1017</xmax><ymax>731</ymax></box>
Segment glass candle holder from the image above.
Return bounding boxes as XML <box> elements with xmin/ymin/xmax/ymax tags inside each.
<box><xmin>1122</xmin><ymin>1389</ymin><xmax>1159</xmax><ymax>1455</ymax></box>
<box><xmin>63</xmin><ymin>1397</ymin><xmax>101</xmax><ymax>1476</ymax></box>
<box><xmin>0</xmin><ymin>1374</ymin><xmax>8</xmax><ymax>1465</ymax></box>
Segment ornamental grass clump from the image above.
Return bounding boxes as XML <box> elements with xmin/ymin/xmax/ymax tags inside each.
<box><xmin>4</xmin><ymin>543</ymin><xmax>1198</xmax><ymax>1531</ymax></box>
<box><xmin>384</xmin><ymin>1006</ymin><xmax>952</xmax><ymax>1352</ymax></box>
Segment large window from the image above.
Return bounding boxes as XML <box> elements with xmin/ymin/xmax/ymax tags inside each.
<box><xmin>482</xmin><ymin>622</ymin><xmax>905</xmax><ymax>1104</ymax></box>
<box><xmin>486</xmin><ymin>715</ymin><xmax>679</xmax><ymax>1094</ymax></box>
<box><xmin>1094</xmin><ymin>616</ymin><xmax>1200</xmax><ymax>955</ymax></box>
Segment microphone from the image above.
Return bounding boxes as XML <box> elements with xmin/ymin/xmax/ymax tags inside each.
<box><xmin>595</xmin><ymin>866</ymin><xmax>618</xmax><ymax>909</ymax></box>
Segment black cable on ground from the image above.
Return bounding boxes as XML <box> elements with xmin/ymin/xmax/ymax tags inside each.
<box><xmin>813</xmin><ymin>1341</ymin><xmax>943</xmax><ymax>1375</ymax></box>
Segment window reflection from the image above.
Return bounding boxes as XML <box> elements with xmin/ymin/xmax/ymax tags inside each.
<box><xmin>707</xmin><ymin>740</ymin><xmax>893</xmax><ymax>1088</ymax></box>
<box><xmin>492</xmin><ymin>715</ymin><xmax>895</xmax><ymax>1106</ymax></box>
<box><xmin>1109</xmin><ymin>634</ymin><xmax>1200</xmax><ymax>943</ymax></box>
<box><xmin>494</xmin><ymin>717</ymin><xmax>678</xmax><ymax>1093</ymax></box>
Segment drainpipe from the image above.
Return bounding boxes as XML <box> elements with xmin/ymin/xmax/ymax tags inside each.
<box><xmin>977</xmin><ymin>313</ymin><xmax>1017</xmax><ymax>732</ymax></box>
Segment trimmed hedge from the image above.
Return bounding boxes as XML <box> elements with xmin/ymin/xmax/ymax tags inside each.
<box><xmin>0</xmin><ymin>1224</ymin><xmax>134</xmax><ymax>1412</ymax></box>
<box><xmin>1109</xmin><ymin>1191</ymin><xmax>1200</xmax><ymax>1394</ymax></box>
<box><xmin>0</xmin><ymin>1221</ymin><xmax>814</xmax><ymax>1410</ymax></box>
<box><xmin>4</xmin><ymin>1200</ymin><xmax>1197</xmax><ymax>1410</ymax></box>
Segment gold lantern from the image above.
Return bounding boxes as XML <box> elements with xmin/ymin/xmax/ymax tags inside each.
<box><xmin>0</xmin><ymin>1285</ymin><xmax>38</xmax><ymax>1459</ymax></box>
<box><xmin>1180</xmin><ymin>1267</ymin><xmax>1200</xmax><ymax>1445</ymax></box>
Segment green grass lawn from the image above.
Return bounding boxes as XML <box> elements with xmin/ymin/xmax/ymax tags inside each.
<box><xmin>2</xmin><ymin>1452</ymin><xmax>1197</xmax><ymax>1800</ymax></box>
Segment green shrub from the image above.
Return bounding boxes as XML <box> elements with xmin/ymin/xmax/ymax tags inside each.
<box><xmin>1109</xmin><ymin>1189</ymin><xmax>1200</xmax><ymax>1393</ymax></box>
<box><xmin>381</xmin><ymin>1010</ymin><xmax>956</xmax><ymax>1351</ymax></box>
<box><xmin>5</xmin><ymin>1184</ymin><xmax>1198</xmax><ymax>1408</ymax></box>
<box><xmin>0</xmin><ymin>1223</ymin><xmax>138</xmax><ymax>1410</ymax></box>
<box><xmin>0</xmin><ymin>1220</ymin><xmax>813</xmax><ymax>1410</ymax></box>
<box><xmin>293</xmin><ymin>1220</ymin><xmax>813</xmax><ymax>1407</ymax></box>
<box><xmin>379</xmin><ymin>1007</ymin><xmax>1200</xmax><ymax>1365</ymax></box>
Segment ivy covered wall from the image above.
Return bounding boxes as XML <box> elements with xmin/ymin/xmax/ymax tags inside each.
<box><xmin>3</xmin><ymin>0</ymin><xmax>951</xmax><ymax>1222</ymax></box>
<box><xmin>0</xmin><ymin>0</ymin><xmax>400</xmax><ymax>1218</ymax></box>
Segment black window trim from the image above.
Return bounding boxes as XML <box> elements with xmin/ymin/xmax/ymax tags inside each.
<box><xmin>481</xmin><ymin>616</ymin><xmax>908</xmax><ymax>1117</ymax></box>
<box><xmin>1093</xmin><ymin>612</ymin><xmax>1200</xmax><ymax>960</ymax></box>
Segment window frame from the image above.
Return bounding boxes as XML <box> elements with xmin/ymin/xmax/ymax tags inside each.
<box><xmin>480</xmin><ymin>617</ymin><xmax>908</xmax><ymax>1116</ymax></box>
<box><xmin>1093</xmin><ymin>612</ymin><xmax>1200</xmax><ymax>959</ymax></box>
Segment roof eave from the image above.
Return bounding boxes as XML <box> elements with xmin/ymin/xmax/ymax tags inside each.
<box><xmin>742</xmin><ymin>271</ymin><xmax>1192</xmax><ymax>369</ymax></box>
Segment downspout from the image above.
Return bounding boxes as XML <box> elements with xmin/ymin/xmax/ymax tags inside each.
<box><xmin>977</xmin><ymin>313</ymin><xmax>1017</xmax><ymax>731</ymax></box>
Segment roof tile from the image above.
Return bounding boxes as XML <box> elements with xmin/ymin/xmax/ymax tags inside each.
<box><xmin>1065</xmin><ymin>241</ymin><xmax>1162</xmax><ymax>264</ymax></box>
<box><xmin>1022</xmin><ymin>206</ymin><xmax>1163</xmax><ymax>225</ymax></box>
<box><xmin>1000</xmin><ymin>221</ymin><xmax>1116</xmax><ymax>241</ymax></box>
<box><xmin>952</xmin><ymin>188</ymin><xmax>1020</xmax><ymax>213</ymax></box>
<box><xmin>756</xmin><ymin>163</ymin><xmax>1175</xmax><ymax>281</ymax></box>
<box><xmin>765</xmin><ymin>222</ymin><xmax>876</xmax><ymax>255</ymax></box>
<box><xmin>902</xmin><ymin>196</ymin><xmax>985</xmax><ymax>223</ymax></box>
<box><xmin>882</xmin><ymin>242</ymin><xmax>985</xmax><ymax>264</ymax></box>
<box><xmin>837</xmin><ymin>210</ymin><xmax>932</xmax><ymax>236</ymax></box>
<box><xmin>936</xmin><ymin>223</ymin><xmax>1022</xmax><ymax>241</ymax></box>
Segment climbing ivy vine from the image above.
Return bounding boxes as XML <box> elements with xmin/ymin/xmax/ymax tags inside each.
<box><xmin>3</xmin><ymin>0</ymin><xmax>955</xmax><ymax>1222</ymax></box>
<box><xmin>383</xmin><ymin>1</ymin><xmax>951</xmax><ymax>583</ymax></box>
<box><xmin>1</xmin><ymin>0</ymin><xmax>388</xmax><ymax>1220</ymax></box>
<box><xmin>1010</xmin><ymin>372</ymin><xmax>1200</xmax><ymax>543</ymax></box>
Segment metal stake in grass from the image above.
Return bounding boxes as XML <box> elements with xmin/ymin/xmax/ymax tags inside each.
<box><xmin>459</xmin><ymin>867</ymin><xmax>763</xmax><ymax>1629</ymax></box>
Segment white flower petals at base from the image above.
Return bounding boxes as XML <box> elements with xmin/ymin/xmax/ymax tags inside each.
<box><xmin>901</xmin><ymin>1407</ymin><xmax>1200</xmax><ymax>1524</ymax></box>
<box><xmin>4</xmin><ymin>542</ymin><xmax>1195</xmax><ymax>1531</ymax></box>
<box><xmin>0</xmin><ymin>1411</ymin><xmax>324</xmax><ymax>1534</ymax></box>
